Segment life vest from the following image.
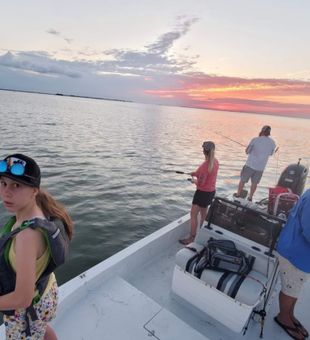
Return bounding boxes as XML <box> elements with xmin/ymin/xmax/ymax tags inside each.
<box><xmin>0</xmin><ymin>217</ymin><xmax>70</xmax><ymax>335</ymax></box>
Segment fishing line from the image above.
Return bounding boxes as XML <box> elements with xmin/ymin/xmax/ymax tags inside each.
<box><xmin>214</xmin><ymin>130</ymin><xmax>279</xmax><ymax>157</ymax></box>
<box><xmin>213</xmin><ymin>131</ymin><xmax>246</xmax><ymax>147</ymax></box>
<box><xmin>275</xmin><ymin>148</ymin><xmax>280</xmax><ymax>183</ymax></box>
<box><xmin>214</xmin><ymin>130</ymin><xmax>280</xmax><ymax>150</ymax></box>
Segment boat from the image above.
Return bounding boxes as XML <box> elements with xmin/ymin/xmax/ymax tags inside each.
<box><xmin>0</xmin><ymin>162</ymin><xmax>309</xmax><ymax>339</ymax></box>
<box><xmin>2</xmin><ymin>205</ymin><xmax>309</xmax><ymax>340</ymax></box>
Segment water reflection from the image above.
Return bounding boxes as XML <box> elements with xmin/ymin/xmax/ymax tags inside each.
<box><xmin>0</xmin><ymin>90</ymin><xmax>309</xmax><ymax>284</ymax></box>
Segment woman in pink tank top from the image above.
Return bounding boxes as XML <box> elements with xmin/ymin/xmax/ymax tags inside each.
<box><xmin>179</xmin><ymin>141</ymin><xmax>219</xmax><ymax>245</ymax></box>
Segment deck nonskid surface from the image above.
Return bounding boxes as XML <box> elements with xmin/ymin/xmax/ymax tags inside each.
<box><xmin>52</xmin><ymin>275</ymin><xmax>208</xmax><ymax>340</ymax></box>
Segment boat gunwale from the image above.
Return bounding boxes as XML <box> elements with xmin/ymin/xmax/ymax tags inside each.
<box><xmin>56</xmin><ymin>213</ymin><xmax>190</xmax><ymax>310</ymax></box>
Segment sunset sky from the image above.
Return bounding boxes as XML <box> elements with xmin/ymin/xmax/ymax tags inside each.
<box><xmin>1</xmin><ymin>0</ymin><xmax>310</xmax><ymax>117</ymax></box>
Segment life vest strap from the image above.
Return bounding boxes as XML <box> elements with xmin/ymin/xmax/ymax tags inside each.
<box><xmin>24</xmin><ymin>305</ymin><xmax>39</xmax><ymax>337</ymax></box>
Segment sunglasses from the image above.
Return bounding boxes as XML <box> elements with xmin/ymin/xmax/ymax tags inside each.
<box><xmin>0</xmin><ymin>159</ymin><xmax>26</xmax><ymax>176</ymax></box>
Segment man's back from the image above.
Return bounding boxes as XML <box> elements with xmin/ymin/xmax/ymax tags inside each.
<box><xmin>246</xmin><ymin>136</ymin><xmax>276</xmax><ymax>171</ymax></box>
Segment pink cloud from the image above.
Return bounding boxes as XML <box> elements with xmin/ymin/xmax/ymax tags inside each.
<box><xmin>144</xmin><ymin>74</ymin><xmax>310</xmax><ymax>117</ymax></box>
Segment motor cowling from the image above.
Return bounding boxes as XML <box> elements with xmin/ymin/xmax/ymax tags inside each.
<box><xmin>277</xmin><ymin>161</ymin><xmax>308</xmax><ymax>196</ymax></box>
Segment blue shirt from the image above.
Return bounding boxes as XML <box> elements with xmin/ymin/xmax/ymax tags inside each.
<box><xmin>277</xmin><ymin>189</ymin><xmax>310</xmax><ymax>273</ymax></box>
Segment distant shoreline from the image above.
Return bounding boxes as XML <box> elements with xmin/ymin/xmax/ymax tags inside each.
<box><xmin>0</xmin><ymin>87</ymin><xmax>309</xmax><ymax>120</ymax></box>
<box><xmin>0</xmin><ymin>87</ymin><xmax>132</xmax><ymax>104</ymax></box>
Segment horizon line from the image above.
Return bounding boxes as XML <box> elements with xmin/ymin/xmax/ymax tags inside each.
<box><xmin>0</xmin><ymin>87</ymin><xmax>309</xmax><ymax>121</ymax></box>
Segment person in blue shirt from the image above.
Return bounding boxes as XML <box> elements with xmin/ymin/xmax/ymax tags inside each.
<box><xmin>274</xmin><ymin>188</ymin><xmax>310</xmax><ymax>339</ymax></box>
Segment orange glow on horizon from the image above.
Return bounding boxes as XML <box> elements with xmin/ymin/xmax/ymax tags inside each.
<box><xmin>145</xmin><ymin>78</ymin><xmax>310</xmax><ymax>116</ymax></box>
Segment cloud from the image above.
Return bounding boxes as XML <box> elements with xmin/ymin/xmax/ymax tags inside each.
<box><xmin>46</xmin><ymin>29</ymin><xmax>60</xmax><ymax>36</ymax></box>
<box><xmin>1</xmin><ymin>17</ymin><xmax>310</xmax><ymax>117</ymax></box>
<box><xmin>200</xmin><ymin>97</ymin><xmax>310</xmax><ymax>117</ymax></box>
<box><xmin>100</xmin><ymin>17</ymin><xmax>199</xmax><ymax>76</ymax></box>
<box><xmin>46</xmin><ymin>28</ymin><xmax>74</xmax><ymax>45</ymax></box>
<box><xmin>1</xmin><ymin>18</ymin><xmax>198</xmax><ymax>79</ymax></box>
<box><xmin>144</xmin><ymin>73</ymin><xmax>310</xmax><ymax>116</ymax></box>
<box><xmin>0</xmin><ymin>51</ymin><xmax>82</xmax><ymax>78</ymax></box>
<box><xmin>146</xmin><ymin>17</ymin><xmax>199</xmax><ymax>54</ymax></box>
<box><xmin>64</xmin><ymin>37</ymin><xmax>74</xmax><ymax>45</ymax></box>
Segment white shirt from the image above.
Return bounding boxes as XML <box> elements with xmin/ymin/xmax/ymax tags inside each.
<box><xmin>245</xmin><ymin>136</ymin><xmax>276</xmax><ymax>171</ymax></box>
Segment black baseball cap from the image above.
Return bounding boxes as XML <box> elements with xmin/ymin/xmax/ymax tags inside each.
<box><xmin>0</xmin><ymin>154</ymin><xmax>41</xmax><ymax>187</ymax></box>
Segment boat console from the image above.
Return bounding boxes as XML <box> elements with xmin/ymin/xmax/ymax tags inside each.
<box><xmin>172</xmin><ymin>197</ymin><xmax>285</xmax><ymax>333</ymax></box>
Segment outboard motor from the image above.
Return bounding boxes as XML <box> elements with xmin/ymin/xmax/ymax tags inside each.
<box><xmin>277</xmin><ymin>159</ymin><xmax>309</xmax><ymax>196</ymax></box>
<box><xmin>268</xmin><ymin>159</ymin><xmax>308</xmax><ymax>219</ymax></box>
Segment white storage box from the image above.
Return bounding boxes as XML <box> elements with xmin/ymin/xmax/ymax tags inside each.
<box><xmin>172</xmin><ymin>197</ymin><xmax>282</xmax><ymax>333</ymax></box>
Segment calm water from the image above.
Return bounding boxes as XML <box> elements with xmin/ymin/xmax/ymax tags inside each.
<box><xmin>0</xmin><ymin>90</ymin><xmax>309</xmax><ymax>284</ymax></box>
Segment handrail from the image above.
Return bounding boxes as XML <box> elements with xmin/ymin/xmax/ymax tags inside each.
<box><xmin>210</xmin><ymin>196</ymin><xmax>285</xmax><ymax>224</ymax></box>
<box><xmin>207</xmin><ymin>196</ymin><xmax>285</xmax><ymax>253</ymax></box>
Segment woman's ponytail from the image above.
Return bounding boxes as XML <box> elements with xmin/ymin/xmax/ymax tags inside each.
<box><xmin>207</xmin><ymin>148</ymin><xmax>215</xmax><ymax>173</ymax></box>
<box><xmin>36</xmin><ymin>189</ymin><xmax>74</xmax><ymax>240</ymax></box>
<box><xmin>202</xmin><ymin>141</ymin><xmax>216</xmax><ymax>172</ymax></box>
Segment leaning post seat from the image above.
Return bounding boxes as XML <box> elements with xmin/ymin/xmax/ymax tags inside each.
<box><xmin>175</xmin><ymin>242</ymin><xmax>205</xmax><ymax>273</ymax></box>
<box><xmin>175</xmin><ymin>243</ymin><xmax>268</xmax><ymax>305</ymax></box>
<box><xmin>172</xmin><ymin>197</ymin><xmax>284</xmax><ymax>333</ymax></box>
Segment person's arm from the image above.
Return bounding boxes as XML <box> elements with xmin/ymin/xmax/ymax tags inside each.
<box><xmin>245</xmin><ymin>139</ymin><xmax>254</xmax><ymax>154</ymax></box>
<box><xmin>270</xmin><ymin>140</ymin><xmax>276</xmax><ymax>155</ymax></box>
<box><xmin>196</xmin><ymin>163</ymin><xmax>208</xmax><ymax>187</ymax></box>
<box><xmin>0</xmin><ymin>228</ymin><xmax>41</xmax><ymax>310</ymax></box>
<box><xmin>191</xmin><ymin>164</ymin><xmax>201</xmax><ymax>177</ymax></box>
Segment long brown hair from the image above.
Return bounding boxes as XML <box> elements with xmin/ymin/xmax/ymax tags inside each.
<box><xmin>36</xmin><ymin>189</ymin><xmax>74</xmax><ymax>240</ymax></box>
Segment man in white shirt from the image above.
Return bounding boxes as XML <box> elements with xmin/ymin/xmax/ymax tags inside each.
<box><xmin>234</xmin><ymin>125</ymin><xmax>276</xmax><ymax>201</ymax></box>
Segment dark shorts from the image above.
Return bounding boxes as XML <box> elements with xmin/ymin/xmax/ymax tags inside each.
<box><xmin>192</xmin><ymin>190</ymin><xmax>215</xmax><ymax>208</ymax></box>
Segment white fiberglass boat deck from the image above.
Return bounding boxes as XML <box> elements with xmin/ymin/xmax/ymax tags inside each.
<box><xmin>0</xmin><ymin>207</ymin><xmax>309</xmax><ymax>339</ymax></box>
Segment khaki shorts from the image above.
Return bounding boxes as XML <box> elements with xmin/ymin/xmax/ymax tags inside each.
<box><xmin>240</xmin><ymin>165</ymin><xmax>263</xmax><ymax>185</ymax></box>
<box><xmin>278</xmin><ymin>254</ymin><xmax>309</xmax><ymax>298</ymax></box>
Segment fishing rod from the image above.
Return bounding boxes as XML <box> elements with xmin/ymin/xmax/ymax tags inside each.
<box><xmin>175</xmin><ymin>171</ymin><xmax>197</xmax><ymax>183</ymax></box>
<box><xmin>174</xmin><ymin>170</ymin><xmax>195</xmax><ymax>184</ymax></box>
<box><xmin>175</xmin><ymin>170</ymin><xmax>192</xmax><ymax>175</ymax></box>
<box><xmin>214</xmin><ymin>130</ymin><xmax>280</xmax><ymax>154</ymax></box>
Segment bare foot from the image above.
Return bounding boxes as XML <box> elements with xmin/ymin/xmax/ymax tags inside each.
<box><xmin>179</xmin><ymin>235</ymin><xmax>195</xmax><ymax>245</ymax></box>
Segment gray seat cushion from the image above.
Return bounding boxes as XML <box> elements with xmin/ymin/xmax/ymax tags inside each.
<box><xmin>175</xmin><ymin>243</ymin><xmax>268</xmax><ymax>306</ymax></box>
<box><xmin>200</xmin><ymin>268</ymin><xmax>268</xmax><ymax>305</ymax></box>
<box><xmin>175</xmin><ymin>243</ymin><xmax>205</xmax><ymax>271</ymax></box>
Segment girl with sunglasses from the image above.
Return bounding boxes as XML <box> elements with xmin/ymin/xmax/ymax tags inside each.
<box><xmin>0</xmin><ymin>154</ymin><xmax>73</xmax><ymax>340</ymax></box>
<box><xmin>179</xmin><ymin>141</ymin><xmax>219</xmax><ymax>245</ymax></box>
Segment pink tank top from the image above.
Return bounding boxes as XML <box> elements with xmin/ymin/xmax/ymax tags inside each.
<box><xmin>192</xmin><ymin>159</ymin><xmax>219</xmax><ymax>192</ymax></box>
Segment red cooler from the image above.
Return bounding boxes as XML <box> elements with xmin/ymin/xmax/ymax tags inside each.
<box><xmin>268</xmin><ymin>186</ymin><xmax>289</xmax><ymax>215</ymax></box>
